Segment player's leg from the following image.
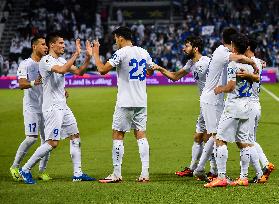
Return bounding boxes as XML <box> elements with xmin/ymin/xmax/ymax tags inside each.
<box><xmin>62</xmin><ymin>106</ymin><xmax>95</xmax><ymax>182</ymax></box>
<box><xmin>37</xmin><ymin>113</ymin><xmax>52</xmax><ymax>181</ymax></box>
<box><xmin>194</xmin><ymin>103</ymin><xmax>222</xmax><ymax>180</ymax></box>
<box><xmin>99</xmin><ymin>106</ymin><xmax>130</xmax><ymax>183</ymax></box>
<box><xmin>19</xmin><ymin>107</ymin><xmax>63</xmax><ymax>184</ymax></box>
<box><xmin>204</xmin><ymin>114</ymin><xmax>236</xmax><ymax>188</ymax></box>
<box><xmin>247</xmin><ymin>108</ymin><xmax>264</xmax><ymax>183</ymax></box>
<box><xmin>10</xmin><ymin>111</ymin><xmax>39</xmax><ymax>181</ymax></box>
<box><xmin>132</xmin><ymin>107</ymin><xmax>149</xmax><ymax>182</ymax></box>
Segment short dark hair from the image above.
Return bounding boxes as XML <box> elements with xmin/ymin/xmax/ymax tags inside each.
<box><xmin>112</xmin><ymin>26</ymin><xmax>132</xmax><ymax>41</ymax></box>
<box><xmin>46</xmin><ymin>32</ymin><xmax>63</xmax><ymax>47</ymax></box>
<box><xmin>247</xmin><ymin>35</ymin><xmax>258</xmax><ymax>53</ymax></box>
<box><xmin>231</xmin><ymin>33</ymin><xmax>249</xmax><ymax>54</ymax></box>
<box><xmin>185</xmin><ymin>35</ymin><xmax>204</xmax><ymax>52</ymax></box>
<box><xmin>31</xmin><ymin>35</ymin><xmax>45</xmax><ymax>48</ymax></box>
<box><xmin>222</xmin><ymin>27</ymin><xmax>238</xmax><ymax>44</ymax></box>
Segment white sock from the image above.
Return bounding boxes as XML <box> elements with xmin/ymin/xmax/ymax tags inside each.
<box><xmin>209</xmin><ymin>153</ymin><xmax>217</xmax><ymax>175</ymax></box>
<box><xmin>216</xmin><ymin>145</ymin><xmax>228</xmax><ymax>179</ymax></box>
<box><xmin>250</xmin><ymin>146</ymin><xmax>263</xmax><ymax>179</ymax></box>
<box><xmin>12</xmin><ymin>136</ymin><xmax>38</xmax><ymax>168</ymax></box>
<box><xmin>189</xmin><ymin>142</ymin><xmax>203</xmax><ymax>171</ymax></box>
<box><xmin>240</xmin><ymin>147</ymin><xmax>251</xmax><ymax>179</ymax></box>
<box><xmin>196</xmin><ymin>136</ymin><xmax>214</xmax><ymax>172</ymax></box>
<box><xmin>70</xmin><ymin>138</ymin><xmax>82</xmax><ymax>177</ymax></box>
<box><xmin>39</xmin><ymin>133</ymin><xmax>50</xmax><ymax>172</ymax></box>
<box><xmin>254</xmin><ymin>142</ymin><xmax>269</xmax><ymax>167</ymax></box>
<box><xmin>137</xmin><ymin>138</ymin><xmax>149</xmax><ymax>177</ymax></box>
<box><xmin>112</xmin><ymin>140</ymin><xmax>124</xmax><ymax>177</ymax></box>
<box><xmin>22</xmin><ymin>143</ymin><xmax>53</xmax><ymax>172</ymax></box>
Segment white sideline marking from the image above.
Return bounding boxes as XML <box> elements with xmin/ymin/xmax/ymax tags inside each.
<box><xmin>261</xmin><ymin>85</ymin><xmax>279</xmax><ymax>102</ymax></box>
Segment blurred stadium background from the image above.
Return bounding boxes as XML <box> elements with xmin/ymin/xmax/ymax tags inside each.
<box><xmin>0</xmin><ymin>0</ymin><xmax>278</xmax><ymax>79</ymax></box>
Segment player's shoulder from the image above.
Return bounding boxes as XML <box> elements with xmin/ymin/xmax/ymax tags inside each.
<box><xmin>199</xmin><ymin>56</ymin><xmax>211</xmax><ymax>64</ymax></box>
<box><xmin>58</xmin><ymin>57</ymin><xmax>67</xmax><ymax>64</ymax></box>
<box><xmin>228</xmin><ymin>61</ymin><xmax>237</xmax><ymax>68</ymax></box>
<box><xmin>18</xmin><ymin>57</ymin><xmax>32</xmax><ymax>67</ymax></box>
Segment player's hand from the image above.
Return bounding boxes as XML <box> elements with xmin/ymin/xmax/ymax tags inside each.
<box><xmin>85</xmin><ymin>40</ymin><xmax>93</xmax><ymax>57</ymax></box>
<box><xmin>236</xmin><ymin>69</ymin><xmax>249</xmax><ymax>78</ymax></box>
<box><xmin>92</xmin><ymin>39</ymin><xmax>100</xmax><ymax>57</ymax></box>
<box><xmin>214</xmin><ymin>86</ymin><xmax>223</xmax><ymax>95</ymax></box>
<box><xmin>75</xmin><ymin>39</ymin><xmax>81</xmax><ymax>55</ymax></box>
<box><xmin>65</xmin><ymin>90</ymin><xmax>69</xmax><ymax>98</ymax></box>
<box><xmin>261</xmin><ymin>60</ymin><xmax>267</xmax><ymax>68</ymax></box>
<box><xmin>151</xmin><ymin>64</ymin><xmax>161</xmax><ymax>71</ymax></box>
<box><xmin>34</xmin><ymin>75</ymin><xmax>42</xmax><ymax>86</ymax></box>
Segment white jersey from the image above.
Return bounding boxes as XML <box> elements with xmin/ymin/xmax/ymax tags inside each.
<box><xmin>39</xmin><ymin>54</ymin><xmax>67</xmax><ymax>111</ymax></box>
<box><xmin>250</xmin><ymin>57</ymin><xmax>263</xmax><ymax>102</ymax></box>
<box><xmin>182</xmin><ymin>56</ymin><xmax>210</xmax><ymax>95</ymax></box>
<box><xmin>226</xmin><ymin>61</ymin><xmax>254</xmax><ymax>100</ymax></box>
<box><xmin>200</xmin><ymin>45</ymin><xmax>231</xmax><ymax>105</ymax></box>
<box><xmin>17</xmin><ymin>57</ymin><xmax>43</xmax><ymax>113</ymax></box>
<box><xmin>108</xmin><ymin>46</ymin><xmax>153</xmax><ymax>107</ymax></box>
<box><xmin>223</xmin><ymin>61</ymin><xmax>254</xmax><ymax>119</ymax></box>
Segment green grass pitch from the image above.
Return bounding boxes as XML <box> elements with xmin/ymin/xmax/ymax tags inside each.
<box><xmin>0</xmin><ymin>84</ymin><xmax>278</xmax><ymax>203</ymax></box>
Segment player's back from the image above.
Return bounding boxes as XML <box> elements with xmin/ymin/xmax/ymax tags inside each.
<box><xmin>109</xmin><ymin>46</ymin><xmax>153</xmax><ymax>107</ymax></box>
<box><xmin>200</xmin><ymin>45</ymin><xmax>231</xmax><ymax>105</ymax></box>
<box><xmin>39</xmin><ymin>54</ymin><xmax>67</xmax><ymax>111</ymax></box>
<box><xmin>227</xmin><ymin>61</ymin><xmax>254</xmax><ymax>101</ymax></box>
<box><xmin>17</xmin><ymin>58</ymin><xmax>42</xmax><ymax>113</ymax></box>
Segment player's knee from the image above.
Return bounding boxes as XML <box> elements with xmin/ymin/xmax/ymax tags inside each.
<box><xmin>69</xmin><ymin>133</ymin><xmax>80</xmax><ymax>140</ymax></box>
<box><xmin>194</xmin><ymin>133</ymin><xmax>203</xmax><ymax>143</ymax></box>
<box><xmin>70</xmin><ymin>137</ymin><xmax>81</xmax><ymax>147</ymax></box>
<box><xmin>25</xmin><ymin>136</ymin><xmax>38</xmax><ymax>145</ymax></box>
<box><xmin>112</xmin><ymin>130</ymin><xmax>125</xmax><ymax>140</ymax></box>
<box><xmin>47</xmin><ymin>140</ymin><xmax>59</xmax><ymax>148</ymax></box>
<box><xmin>236</xmin><ymin>142</ymin><xmax>249</xmax><ymax>149</ymax></box>
<box><xmin>216</xmin><ymin>139</ymin><xmax>226</xmax><ymax>146</ymax></box>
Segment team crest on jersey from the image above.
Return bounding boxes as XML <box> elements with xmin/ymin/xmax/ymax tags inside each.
<box><xmin>46</xmin><ymin>60</ymin><xmax>48</xmax><ymax>63</ymax></box>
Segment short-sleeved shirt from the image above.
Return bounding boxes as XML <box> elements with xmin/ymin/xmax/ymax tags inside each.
<box><xmin>200</xmin><ymin>45</ymin><xmax>231</xmax><ymax>105</ymax></box>
<box><xmin>17</xmin><ymin>58</ymin><xmax>43</xmax><ymax>113</ymax></box>
<box><xmin>250</xmin><ymin>57</ymin><xmax>263</xmax><ymax>102</ymax></box>
<box><xmin>108</xmin><ymin>46</ymin><xmax>153</xmax><ymax>107</ymax></box>
<box><xmin>39</xmin><ymin>54</ymin><xmax>67</xmax><ymax>111</ymax></box>
<box><xmin>182</xmin><ymin>56</ymin><xmax>210</xmax><ymax>95</ymax></box>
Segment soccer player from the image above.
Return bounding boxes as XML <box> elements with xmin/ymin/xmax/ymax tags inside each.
<box><xmin>19</xmin><ymin>33</ymin><xmax>95</xmax><ymax>184</ymax></box>
<box><xmin>10</xmin><ymin>36</ymin><xmax>52</xmax><ymax>181</ymax></box>
<box><xmin>205</xmin><ymin>34</ymin><xmax>258</xmax><ymax>187</ymax></box>
<box><xmin>193</xmin><ymin>28</ymin><xmax>259</xmax><ymax>181</ymax></box>
<box><xmin>92</xmin><ymin>27</ymin><xmax>154</xmax><ymax>183</ymax></box>
<box><xmin>238</xmin><ymin>36</ymin><xmax>275</xmax><ymax>182</ymax></box>
<box><xmin>152</xmin><ymin>36</ymin><xmax>216</xmax><ymax>178</ymax></box>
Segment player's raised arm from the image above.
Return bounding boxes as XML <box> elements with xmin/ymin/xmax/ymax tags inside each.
<box><xmin>92</xmin><ymin>40</ymin><xmax>113</xmax><ymax>75</ymax></box>
<box><xmin>51</xmin><ymin>39</ymin><xmax>81</xmax><ymax>74</ymax></box>
<box><xmin>152</xmin><ymin>64</ymin><xmax>188</xmax><ymax>81</ymax></box>
<box><xmin>69</xmin><ymin>40</ymin><xmax>92</xmax><ymax>76</ymax></box>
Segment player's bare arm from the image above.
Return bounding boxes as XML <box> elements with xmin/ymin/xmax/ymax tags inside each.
<box><xmin>69</xmin><ymin>40</ymin><xmax>92</xmax><ymax>76</ymax></box>
<box><xmin>18</xmin><ymin>75</ymin><xmax>42</xmax><ymax>89</ymax></box>
<box><xmin>214</xmin><ymin>80</ymin><xmax>236</xmax><ymax>95</ymax></box>
<box><xmin>92</xmin><ymin>40</ymin><xmax>113</xmax><ymax>75</ymax></box>
<box><xmin>51</xmin><ymin>39</ymin><xmax>81</xmax><ymax>74</ymax></box>
<box><xmin>236</xmin><ymin>69</ymin><xmax>260</xmax><ymax>83</ymax></box>
<box><xmin>229</xmin><ymin>54</ymin><xmax>258</xmax><ymax>73</ymax></box>
<box><xmin>152</xmin><ymin>64</ymin><xmax>187</xmax><ymax>81</ymax></box>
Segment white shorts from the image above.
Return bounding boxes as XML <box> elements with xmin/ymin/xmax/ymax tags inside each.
<box><xmin>216</xmin><ymin>112</ymin><xmax>250</xmax><ymax>144</ymax></box>
<box><xmin>200</xmin><ymin>102</ymin><xmax>224</xmax><ymax>134</ymax></box>
<box><xmin>23</xmin><ymin>111</ymin><xmax>44</xmax><ymax>138</ymax></box>
<box><xmin>112</xmin><ymin>106</ymin><xmax>147</xmax><ymax>132</ymax></box>
<box><xmin>248</xmin><ymin>101</ymin><xmax>261</xmax><ymax>143</ymax></box>
<box><xmin>43</xmin><ymin>105</ymin><xmax>79</xmax><ymax>141</ymax></box>
<box><xmin>196</xmin><ymin>110</ymin><xmax>206</xmax><ymax>133</ymax></box>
